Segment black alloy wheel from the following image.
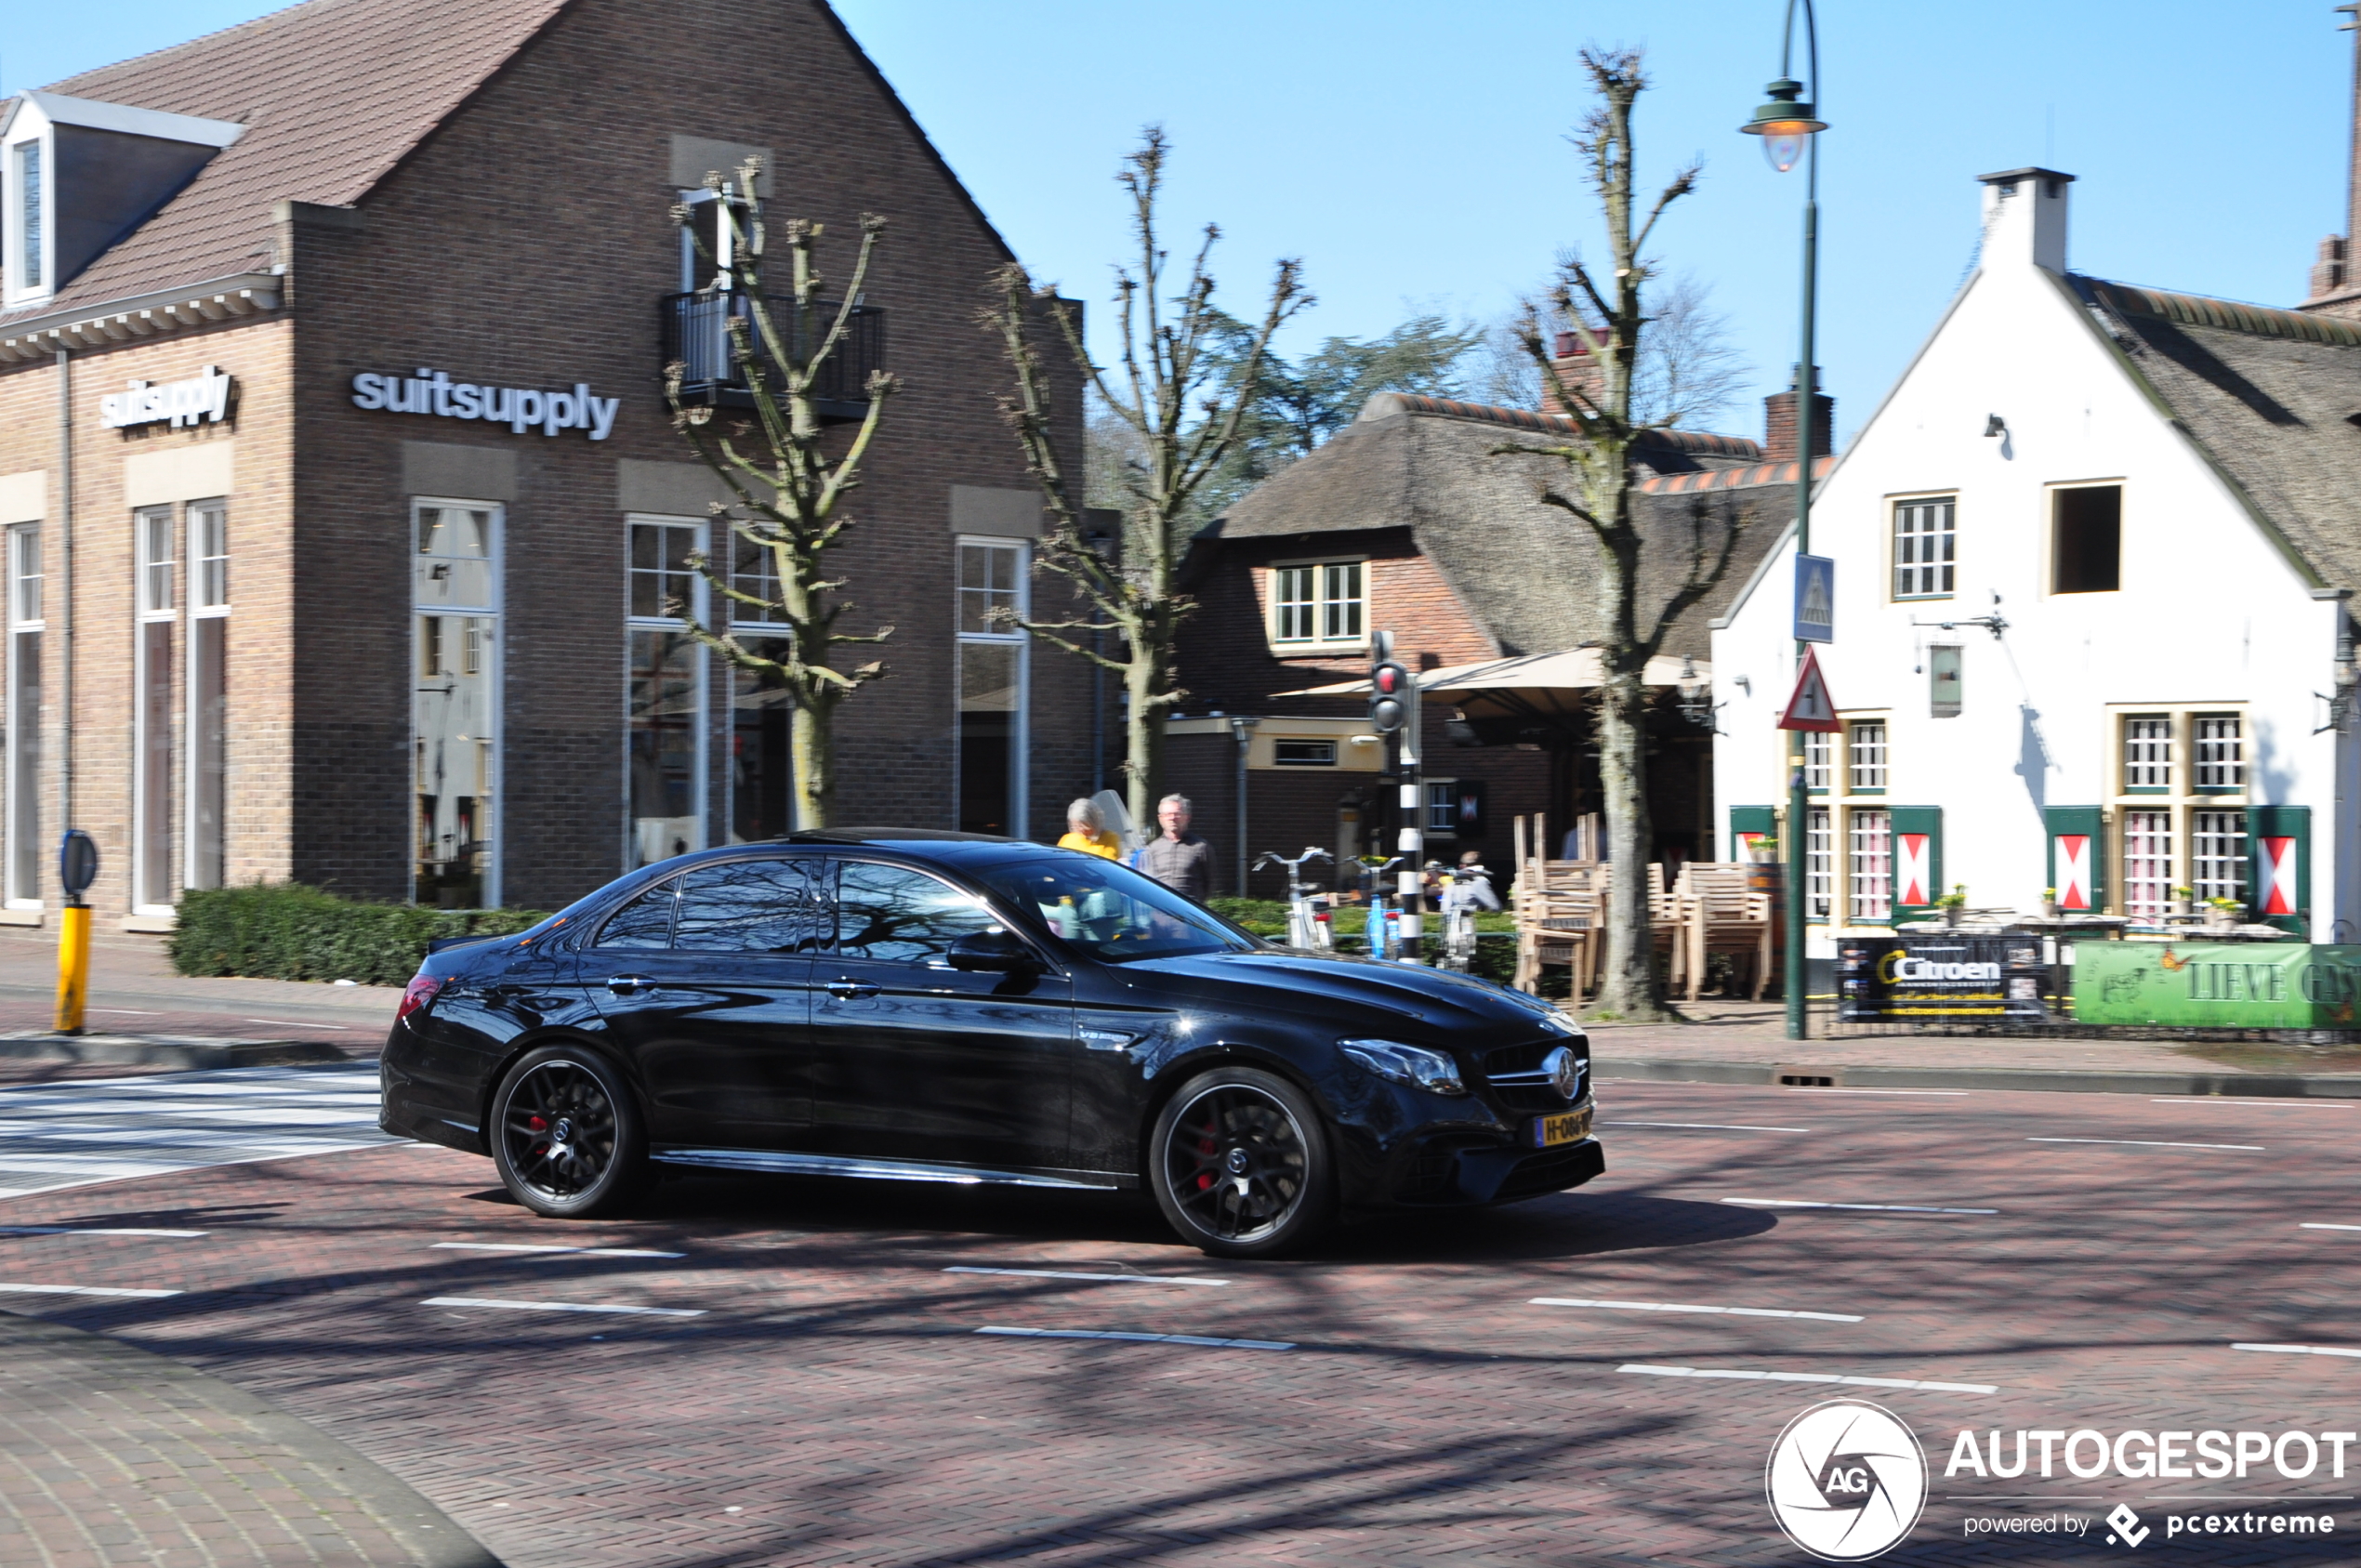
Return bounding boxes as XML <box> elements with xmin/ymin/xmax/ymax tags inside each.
<box><xmin>490</xmin><ymin>1047</ymin><xmax>648</xmax><ymax>1219</ymax></box>
<box><xmin>1149</xmin><ymin>1067</ymin><xmax>1333</xmax><ymax>1258</ymax></box>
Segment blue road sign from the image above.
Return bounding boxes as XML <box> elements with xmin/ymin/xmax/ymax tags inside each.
<box><xmin>1793</xmin><ymin>553</ymin><xmax>1834</xmax><ymax>643</ymax></box>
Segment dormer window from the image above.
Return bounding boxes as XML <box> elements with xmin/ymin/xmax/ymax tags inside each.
<box><xmin>2</xmin><ymin>91</ymin><xmax>244</xmax><ymax>309</ymax></box>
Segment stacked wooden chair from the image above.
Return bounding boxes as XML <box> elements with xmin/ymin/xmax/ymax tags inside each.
<box><xmin>1671</xmin><ymin>862</ymin><xmax>1774</xmax><ymax>1001</ymax></box>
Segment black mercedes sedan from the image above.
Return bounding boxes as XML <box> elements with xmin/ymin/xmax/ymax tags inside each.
<box><xmin>380</xmin><ymin>831</ymin><xmax>1600</xmax><ymax>1258</ymax></box>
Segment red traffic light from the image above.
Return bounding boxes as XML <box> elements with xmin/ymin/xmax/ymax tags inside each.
<box><xmin>1371</xmin><ymin>661</ymin><xmax>1408</xmax><ymax>695</ymax></box>
<box><xmin>1368</xmin><ymin>660</ymin><xmax>1411</xmax><ymax>733</ymax></box>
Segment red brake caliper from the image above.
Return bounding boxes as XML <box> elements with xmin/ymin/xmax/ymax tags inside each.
<box><xmin>1196</xmin><ymin>1113</ymin><xmax>1218</xmax><ymax>1191</ymax></box>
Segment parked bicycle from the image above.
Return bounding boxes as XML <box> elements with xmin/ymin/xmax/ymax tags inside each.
<box><xmin>1254</xmin><ymin>847</ymin><xmax>1335</xmax><ymax>951</ymax></box>
<box><xmin>1431</xmin><ymin>857</ymin><xmax>1497</xmax><ymax>971</ymax></box>
<box><xmin>1354</xmin><ymin>854</ymin><xmax>1408</xmax><ymax>959</ymax></box>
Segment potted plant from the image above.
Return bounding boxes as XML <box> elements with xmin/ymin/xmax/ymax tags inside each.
<box><xmin>2170</xmin><ymin>885</ymin><xmax>2195</xmax><ymax>917</ymax></box>
<box><xmin>2203</xmin><ymin>896</ymin><xmax>2244</xmax><ymax>932</ymax></box>
<box><xmin>1936</xmin><ymin>884</ymin><xmax>1970</xmax><ymax>929</ymax></box>
<box><xmin>2040</xmin><ymin>886</ymin><xmax>2060</xmax><ymax>921</ymax></box>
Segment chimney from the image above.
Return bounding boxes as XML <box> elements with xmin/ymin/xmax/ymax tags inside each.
<box><xmin>1977</xmin><ymin>167</ymin><xmax>2074</xmax><ymax>273</ymax></box>
<box><xmin>1542</xmin><ymin>331</ymin><xmax>1606</xmax><ymax>413</ymax></box>
<box><xmin>2310</xmin><ymin>235</ymin><xmax>2350</xmax><ymax>303</ymax></box>
<box><xmin>1762</xmin><ymin>365</ymin><xmax>1833</xmax><ymax>466</ymax></box>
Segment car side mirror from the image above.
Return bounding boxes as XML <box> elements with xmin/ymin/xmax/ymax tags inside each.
<box><xmin>946</xmin><ymin>929</ymin><xmax>1038</xmax><ymax>972</ymax></box>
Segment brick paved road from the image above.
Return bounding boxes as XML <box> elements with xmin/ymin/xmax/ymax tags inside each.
<box><xmin>3</xmin><ymin>1077</ymin><xmax>2358</xmax><ymax>1564</ymax></box>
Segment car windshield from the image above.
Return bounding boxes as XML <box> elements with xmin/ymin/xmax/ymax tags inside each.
<box><xmin>974</xmin><ymin>855</ymin><xmax>1257</xmax><ymax>965</ymax></box>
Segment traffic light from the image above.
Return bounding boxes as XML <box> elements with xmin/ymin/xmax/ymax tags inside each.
<box><xmin>1368</xmin><ymin>659</ymin><xmax>1411</xmax><ymax>735</ymax></box>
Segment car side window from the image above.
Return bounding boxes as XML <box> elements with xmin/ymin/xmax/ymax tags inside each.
<box><xmin>834</xmin><ymin>861</ymin><xmax>1001</xmax><ymax>965</ymax></box>
<box><xmin>674</xmin><ymin>858</ymin><xmax>824</xmax><ymax>954</ymax></box>
<box><xmin>598</xmin><ymin>878</ymin><xmax>679</xmax><ymax>948</ymax></box>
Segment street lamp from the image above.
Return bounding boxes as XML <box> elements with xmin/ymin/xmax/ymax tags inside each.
<box><xmin>1740</xmin><ymin>0</ymin><xmax>1826</xmax><ymax>1043</ymax></box>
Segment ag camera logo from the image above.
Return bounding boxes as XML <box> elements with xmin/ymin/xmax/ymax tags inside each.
<box><xmin>1766</xmin><ymin>1400</ymin><xmax>1929</xmax><ymax>1561</ymax></box>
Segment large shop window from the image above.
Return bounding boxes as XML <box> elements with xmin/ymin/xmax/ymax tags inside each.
<box><xmin>956</xmin><ymin>539</ymin><xmax>1027</xmax><ymax>837</ymax></box>
<box><xmin>5</xmin><ymin>525</ymin><xmax>40</xmax><ymax>907</ymax></box>
<box><xmin>187</xmin><ymin>501</ymin><xmax>228</xmax><ymax>890</ymax></box>
<box><xmin>729</xmin><ymin>529</ymin><xmax>794</xmax><ymax>841</ymax></box>
<box><xmin>133</xmin><ymin>507</ymin><xmax>176</xmax><ymax>913</ymax></box>
<box><xmin>627</xmin><ymin>518</ymin><xmax>705</xmax><ymax>869</ymax></box>
<box><xmin>415</xmin><ymin>502</ymin><xmax>500</xmax><ymax>907</ymax></box>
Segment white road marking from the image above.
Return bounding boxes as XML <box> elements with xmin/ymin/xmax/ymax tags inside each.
<box><xmin>944</xmin><ymin>1266</ymin><xmax>1228</xmax><ymax>1286</ymax></box>
<box><xmin>0</xmin><ymin>1227</ymin><xmax>206</xmax><ymax>1237</ymax></box>
<box><xmin>1786</xmin><ymin>1088</ymin><xmax>1969</xmax><ymax>1097</ymax></box>
<box><xmin>2028</xmin><ymin>1137</ymin><xmax>2262</xmax><ymax>1152</ymax></box>
<box><xmin>432</xmin><ymin>1242</ymin><xmax>685</xmax><ymax>1258</ymax></box>
<box><xmin>88</xmin><ymin>1008</ymin><xmax>162</xmax><ymax>1015</ymax></box>
<box><xmin>1619</xmin><ymin>1362</ymin><xmax>1997</xmax><ymax>1394</ymax></box>
<box><xmin>244</xmin><ymin>1018</ymin><xmax>355</xmax><ymax>1031</ymax></box>
<box><xmin>0</xmin><ymin>1063</ymin><xmax>390</xmax><ymax>1198</ymax></box>
<box><xmin>420</xmin><ymin>1296</ymin><xmax>704</xmax><ymax>1318</ymax></box>
<box><xmin>2301</xmin><ymin>1223</ymin><xmax>2361</xmax><ymax>1232</ymax></box>
<box><xmin>0</xmin><ymin>1282</ymin><xmax>181</xmax><ymax>1298</ymax></box>
<box><xmin>2232</xmin><ymin>1343</ymin><xmax>2361</xmax><ymax>1361</ymax></box>
<box><xmin>1606</xmin><ymin>1121</ymin><xmax>1810</xmax><ymax>1134</ymax></box>
<box><xmin>1532</xmin><ymin>1297</ymin><xmax>1861</xmax><ymax>1323</ymax></box>
<box><xmin>975</xmin><ymin>1325</ymin><xmax>1291</xmax><ymax>1351</ymax></box>
<box><xmin>2152</xmin><ymin>1098</ymin><xmax>2351</xmax><ymax>1108</ymax></box>
<box><xmin>1721</xmin><ymin>1198</ymin><xmax>1998</xmax><ymax>1215</ymax></box>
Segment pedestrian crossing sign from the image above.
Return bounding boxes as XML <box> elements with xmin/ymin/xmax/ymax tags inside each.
<box><xmin>1776</xmin><ymin>645</ymin><xmax>1840</xmax><ymax>731</ymax></box>
<box><xmin>1793</xmin><ymin>553</ymin><xmax>1834</xmax><ymax>643</ymax></box>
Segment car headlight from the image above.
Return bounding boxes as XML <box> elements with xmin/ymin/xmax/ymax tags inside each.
<box><xmin>1339</xmin><ymin>1038</ymin><xmax>1466</xmax><ymax>1096</ymax></box>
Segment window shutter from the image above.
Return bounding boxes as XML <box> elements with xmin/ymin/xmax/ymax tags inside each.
<box><xmin>1729</xmin><ymin>805</ymin><xmax>1777</xmax><ymax>861</ymax></box>
<box><xmin>2044</xmin><ymin>806</ymin><xmax>2106</xmax><ymax>913</ymax></box>
<box><xmin>1888</xmin><ymin>806</ymin><xmax>1942</xmax><ymax>915</ymax></box>
<box><xmin>2247</xmin><ymin>804</ymin><xmax>2310</xmax><ymax>936</ymax></box>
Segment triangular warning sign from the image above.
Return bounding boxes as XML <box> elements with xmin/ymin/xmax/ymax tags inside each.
<box><xmin>1776</xmin><ymin>645</ymin><xmax>1841</xmax><ymax>731</ymax></box>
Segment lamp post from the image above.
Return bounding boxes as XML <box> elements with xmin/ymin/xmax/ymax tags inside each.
<box><xmin>1741</xmin><ymin>0</ymin><xmax>1827</xmax><ymax>1042</ymax></box>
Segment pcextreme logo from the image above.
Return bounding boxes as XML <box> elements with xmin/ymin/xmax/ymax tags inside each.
<box><xmin>1765</xmin><ymin>1400</ymin><xmax>1929</xmax><ymax>1561</ymax></box>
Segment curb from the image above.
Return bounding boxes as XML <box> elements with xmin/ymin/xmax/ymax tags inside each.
<box><xmin>1594</xmin><ymin>1055</ymin><xmax>2361</xmax><ymax>1099</ymax></box>
<box><xmin>0</xmin><ymin>1033</ymin><xmax>347</xmax><ymax>1069</ymax></box>
<box><xmin>0</xmin><ymin>1309</ymin><xmax>503</xmax><ymax>1567</ymax></box>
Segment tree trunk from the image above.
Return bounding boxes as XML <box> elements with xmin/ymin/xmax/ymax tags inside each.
<box><xmin>1124</xmin><ymin>652</ymin><xmax>1163</xmax><ymax>836</ymax></box>
<box><xmin>791</xmin><ymin>695</ymin><xmax>834</xmax><ymax>830</ymax></box>
<box><xmin>1593</xmin><ymin>665</ymin><xmax>1661</xmax><ymax>1016</ymax></box>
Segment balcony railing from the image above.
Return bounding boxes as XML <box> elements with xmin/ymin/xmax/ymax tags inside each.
<box><xmin>662</xmin><ymin>291</ymin><xmax>886</xmax><ymax>421</ymax></box>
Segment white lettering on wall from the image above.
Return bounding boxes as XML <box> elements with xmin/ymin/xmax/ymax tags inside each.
<box><xmin>352</xmin><ymin>368</ymin><xmax>620</xmax><ymax>441</ymax></box>
<box><xmin>100</xmin><ymin>366</ymin><xmax>233</xmax><ymax>430</ymax></box>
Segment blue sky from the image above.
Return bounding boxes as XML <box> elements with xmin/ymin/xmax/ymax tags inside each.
<box><xmin>10</xmin><ymin>2</ymin><xmax>2352</xmax><ymax>445</ymax></box>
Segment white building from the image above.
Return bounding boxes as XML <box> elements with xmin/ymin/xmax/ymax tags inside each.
<box><xmin>1711</xmin><ymin>168</ymin><xmax>2360</xmax><ymax>955</ymax></box>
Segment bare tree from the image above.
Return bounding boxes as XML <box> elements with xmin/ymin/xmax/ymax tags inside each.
<box><xmin>984</xmin><ymin>127</ymin><xmax>1307</xmax><ymax>831</ymax></box>
<box><xmin>1491</xmin><ymin>50</ymin><xmax>1748</xmax><ymax>1019</ymax></box>
<box><xmin>1477</xmin><ymin>268</ymin><xmax>1749</xmax><ymax>430</ymax></box>
<box><xmin>662</xmin><ymin>157</ymin><xmax>900</xmax><ymax>829</ymax></box>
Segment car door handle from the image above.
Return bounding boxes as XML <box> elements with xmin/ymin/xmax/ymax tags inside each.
<box><xmin>825</xmin><ymin>979</ymin><xmax>880</xmax><ymax>1000</ymax></box>
<box><xmin>605</xmin><ymin>974</ymin><xmax>657</xmax><ymax>996</ymax></box>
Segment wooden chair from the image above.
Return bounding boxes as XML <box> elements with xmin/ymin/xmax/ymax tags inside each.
<box><xmin>1514</xmin><ymin>889</ymin><xmax>1600</xmax><ymax>997</ymax></box>
<box><xmin>1674</xmin><ymin>863</ymin><xmax>1774</xmax><ymax>1001</ymax></box>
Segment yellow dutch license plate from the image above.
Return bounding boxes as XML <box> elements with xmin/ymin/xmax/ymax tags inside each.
<box><xmin>1533</xmin><ymin>1112</ymin><xmax>1583</xmax><ymax>1148</ymax></box>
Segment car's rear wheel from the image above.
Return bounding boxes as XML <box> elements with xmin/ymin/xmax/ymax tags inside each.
<box><xmin>490</xmin><ymin>1047</ymin><xmax>647</xmax><ymax>1219</ymax></box>
<box><xmin>1149</xmin><ymin>1067</ymin><xmax>1333</xmax><ymax>1258</ymax></box>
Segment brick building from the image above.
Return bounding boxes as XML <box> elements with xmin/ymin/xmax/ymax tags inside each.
<box><xmin>0</xmin><ymin>0</ymin><xmax>1093</xmax><ymax>927</ymax></box>
<box><xmin>1167</xmin><ymin>385</ymin><xmax>1822</xmax><ymax>900</ymax></box>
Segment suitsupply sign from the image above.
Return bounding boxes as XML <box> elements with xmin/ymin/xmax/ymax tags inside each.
<box><xmin>2074</xmin><ymin>942</ymin><xmax>2361</xmax><ymax>1029</ymax></box>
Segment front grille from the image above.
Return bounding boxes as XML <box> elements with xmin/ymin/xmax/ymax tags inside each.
<box><xmin>1481</xmin><ymin>1034</ymin><xmax>1586</xmax><ymax>1113</ymax></box>
<box><xmin>1495</xmin><ymin>1142</ymin><xmax>1595</xmax><ymax>1201</ymax></box>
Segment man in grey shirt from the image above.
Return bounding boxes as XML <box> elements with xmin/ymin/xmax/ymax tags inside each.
<box><xmin>1137</xmin><ymin>793</ymin><xmax>1214</xmax><ymax>901</ymax></box>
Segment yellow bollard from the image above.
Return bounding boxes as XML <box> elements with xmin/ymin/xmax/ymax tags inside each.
<box><xmin>55</xmin><ymin>904</ymin><xmax>91</xmax><ymax>1035</ymax></box>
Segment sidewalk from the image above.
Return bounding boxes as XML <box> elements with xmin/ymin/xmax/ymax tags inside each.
<box><xmin>0</xmin><ymin>1309</ymin><xmax>499</xmax><ymax>1567</ymax></box>
<box><xmin>1581</xmin><ymin>1000</ymin><xmax>2361</xmax><ymax>1096</ymax></box>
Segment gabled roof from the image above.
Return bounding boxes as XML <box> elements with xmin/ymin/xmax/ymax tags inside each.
<box><xmin>2070</xmin><ymin>275</ymin><xmax>2361</xmax><ymax>590</ymax></box>
<box><xmin>1204</xmin><ymin>392</ymin><xmax>1796</xmax><ymax>659</ymax></box>
<box><xmin>2</xmin><ymin>0</ymin><xmax>572</xmax><ymax>329</ymax></box>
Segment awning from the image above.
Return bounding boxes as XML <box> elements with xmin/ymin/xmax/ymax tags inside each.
<box><xmin>1273</xmin><ymin>648</ymin><xmax>1706</xmax><ymax>719</ymax></box>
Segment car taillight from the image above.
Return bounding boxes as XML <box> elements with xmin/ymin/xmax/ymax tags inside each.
<box><xmin>398</xmin><ymin>974</ymin><xmax>442</xmax><ymax>1022</ymax></box>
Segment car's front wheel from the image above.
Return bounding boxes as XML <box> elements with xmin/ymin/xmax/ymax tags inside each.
<box><xmin>1149</xmin><ymin>1067</ymin><xmax>1333</xmax><ymax>1258</ymax></box>
<box><xmin>490</xmin><ymin>1047</ymin><xmax>648</xmax><ymax>1219</ymax></box>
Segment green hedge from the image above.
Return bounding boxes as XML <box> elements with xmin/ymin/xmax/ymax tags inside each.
<box><xmin>170</xmin><ymin>884</ymin><xmax>552</xmax><ymax>987</ymax></box>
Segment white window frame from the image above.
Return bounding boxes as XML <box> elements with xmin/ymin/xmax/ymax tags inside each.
<box><xmin>624</xmin><ymin>513</ymin><xmax>710</xmax><ymax>871</ymax></box>
<box><xmin>1266</xmin><ymin>556</ymin><xmax>1367</xmax><ymax>651</ymax></box>
<box><xmin>1848</xmin><ymin>807</ymin><xmax>1893</xmax><ymax>923</ymax></box>
<box><xmin>1847</xmin><ymin>720</ymin><xmax>1888</xmax><ymax>794</ymax></box>
<box><xmin>2194</xmin><ymin>713</ymin><xmax>2244</xmax><ymax>794</ymax></box>
<box><xmin>2105</xmin><ymin>703</ymin><xmax>2249</xmax><ymax>920</ymax></box>
<box><xmin>5</xmin><ymin>523</ymin><xmax>42</xmax><ymax>908</ymax></box>
<box><xmin>413</xmin><ymin>497</ymin><xmax>504</xmax><ymax>908</ymax></box>
<box><xmin>1891</xmin><ymin>495</ymin><xmax>1956</xmax><ymax>600</ymax></box>
<box><xmin>4</xmin><ymin>129</ymin><xmax>51</xmax><ymax>309</ymax></box>
<box><xmin>2122</xmin><ymin>809</ymin><xmax>2175</xmax><ymax>919</ymax></box>
<box><xmin>132</xmin><ymin>506</ymin><xmax>178</xmax><ymax>915</ymax></box>
<box><xmin>956</xmin><ymin>535</ymin><xmax>1030</xmax><ymax>838</ymax></box>
<box><xmin>185</xmin><ymin>500</ymin><xmax>230</xmax><ymax>891</ymax></box>
<box><xmin>1803</xmin><ymin>805</ymin><xmax>1833</xmax><ymax>921</ymax></box>
<box><xmin>1423</xmin><ymin>778</ymin><xmax>1458</xmax><ymax>838</ymax></box>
